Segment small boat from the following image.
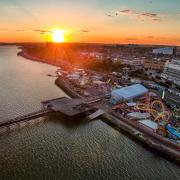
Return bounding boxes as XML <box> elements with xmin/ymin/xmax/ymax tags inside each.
<box><xmin>47</xmin><ymin>73</ymin><xmax>57</xmax><ymax>77</ymax></box>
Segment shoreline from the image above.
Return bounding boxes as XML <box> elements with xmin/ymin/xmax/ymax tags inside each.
<box><xmin>18</xmin><ymin>48</ymin><xmax>72</xmax><ymax>69</ymax></box>
<box><xmin>18</xmin><ymin>49</ymin><xmax>59</xmax><ymax>67</ymax></box>
<box><xmin>19</xmin><ymin>48</ymin><xmax>180</xmax><ymax>165</ymax></box>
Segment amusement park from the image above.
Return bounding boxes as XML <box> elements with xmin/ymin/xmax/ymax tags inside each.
<box><xmin>55</xmin><ymin>64</ymin><xmax>180</xmax><ymax>145</ymax></box>
<box><xmin>110</xmin><ymin>84</ymin><xmax>180</xmax><ymax>142</ymax></box>
<box><xmin>55</xmin><ymin>64</ymin><xmax>180</xmax><ymax>146</ymax></box>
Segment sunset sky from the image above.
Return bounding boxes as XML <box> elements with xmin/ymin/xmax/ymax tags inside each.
<box><xmin>0</xmin><ymin>0</ymin><xmax>180</xmax><ymax>45</ymax></box>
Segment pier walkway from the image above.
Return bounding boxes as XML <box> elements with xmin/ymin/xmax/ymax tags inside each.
<box><xmin>0</xmin><ymin>109</ymin><xmax>51</xmax><ymax>128</ymax></box>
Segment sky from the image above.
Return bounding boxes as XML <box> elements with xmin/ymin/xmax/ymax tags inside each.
<box><xmin>0</xmin><ymin>0</ymin><xmax>180</xmax><ymax>45</ymax></box>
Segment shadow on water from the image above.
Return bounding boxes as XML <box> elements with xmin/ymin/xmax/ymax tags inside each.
<box><xmin>48</xmin><ymin>112</ymin><xmax>90</xmax><ymax>128</ymax></box>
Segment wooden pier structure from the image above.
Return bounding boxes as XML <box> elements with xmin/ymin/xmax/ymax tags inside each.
<box><xmin>0</xmin><ymin>97</ymin><xmax>105</xmax><ymax>129</ymax></box>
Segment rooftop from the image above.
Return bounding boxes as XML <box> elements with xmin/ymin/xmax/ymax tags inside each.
<box><xmin>42</xmin><ymin>97</ymin><xmax>93</xmax><ymax>117</ymax></box>
<box><xmin>111</xmin><ymin>84</ymin><xmax>148</xmax><ymax>101</ymax></box>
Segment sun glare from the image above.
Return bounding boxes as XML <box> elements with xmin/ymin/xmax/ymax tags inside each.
<box><xmin>52</xmin><ymin>30</ymin><xmax>65</xmax><ymax>43</ymax></box>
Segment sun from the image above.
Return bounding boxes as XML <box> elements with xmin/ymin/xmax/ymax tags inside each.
<box><xmin>52</xmin><ymin>30</ymin><xmax>65</xmax><ymax>43</ymax></box>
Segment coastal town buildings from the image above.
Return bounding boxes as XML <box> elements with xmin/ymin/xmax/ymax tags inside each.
<box><xmin>152</xmin><ymin>47</ymin><xmax>174</xmax><ymax>55</ymax></box>
<box><xmin>161</xmin><ymin>59</ymin><xmax>180</xmax><ymax>86</ymax></box>
<box><xmin>143</xmin><ymin>60</ymin><xmax>165</xmax><ymax>71</ymax></box>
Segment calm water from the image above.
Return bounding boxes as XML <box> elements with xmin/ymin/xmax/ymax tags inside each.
<box><xmin>0</xmin><ymin>46</ymin><xmax>179</xmax><ymax>180</ymax></box>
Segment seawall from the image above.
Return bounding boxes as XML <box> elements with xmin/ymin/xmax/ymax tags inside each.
<box><xmin>101</xmin><ymin>113</ymin><xmax>180</xmax><ymax>164</ymax></box>
<box><xmin>55</xmin><ymin>78</ymin><xmax>82</xmax><ymax>98</ymax></box>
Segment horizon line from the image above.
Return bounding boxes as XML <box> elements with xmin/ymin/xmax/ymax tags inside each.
<box><xmin>0</xmin><ymin>41</ymin><xmax>179</xmax><ymax>47</ymax></box>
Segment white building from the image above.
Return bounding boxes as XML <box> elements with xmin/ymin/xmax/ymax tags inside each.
<box><xmin>121</xmin><ymin>59</ymin><xmax>143</xmax><ymax>66</ymax></box>
<box><xmin>152</xmin><ymin>47</ymin><xmax>174</xmax><ymax>55</ymax></box>
<box><xmin>80</xmin><ymin>52</ymin><xmax>104</xmax><ymax>60</ymax></box>
<box><xmin>161</xmin><ymin>59</ymin><xmax>180</xmax><ymax>86</ymax></box>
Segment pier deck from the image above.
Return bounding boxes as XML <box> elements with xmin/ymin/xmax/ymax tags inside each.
<box><xmin>42</xmin><ymin>97</ymin><xmax>94</xmax><ymax>117</ymax></box>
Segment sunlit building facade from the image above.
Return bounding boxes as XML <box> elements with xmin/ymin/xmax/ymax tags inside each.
<box><xmin>161</xmin><ymin>59</ymin><xmax>180</xmax><ymax>86</ymax></box>
<box><xmin>152</xmin><ymin>47</ymin><xmax>174</xmax><ymax>55</ymax></box>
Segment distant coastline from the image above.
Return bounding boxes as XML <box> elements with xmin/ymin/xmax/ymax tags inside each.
<box><xmin>18</xmin><ymin>48</ymin><xmax>57</xmax><ymax>67</ymax></box>
<box><xmin>18</xmin><ymin>46</ymin><xmax>72</xmax><ymax>70</ymax></box>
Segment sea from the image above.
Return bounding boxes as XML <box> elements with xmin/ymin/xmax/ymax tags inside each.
<box><xmin>0</xmin><ymin>46</ymin><xmax>179</xmax><ymax>180</ymax></box>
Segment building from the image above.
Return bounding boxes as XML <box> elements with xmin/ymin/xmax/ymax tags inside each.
<box><xmin>80</xmin><ymin>51</ymin><xmax>104</xmax><ymax>60</ymax></box>
<box><xmin>143</xmin><ymin>60</ymin><xmax>165</xmax><ymax>71</ymax></box>
<box><xmin>175</xmin><ymin>47</ymin><xmax>180</xmax><ymax>56</ymax></box>
<box><xmin>121</xmin><ymin>59</ymin><xmax>143</xmax><ymax>66</ymax></box>
<box><xmin>110</xmin><ymin>84</ymin><xmax>148</xmax><ymax>104</ymax></box>
<box><xmin>161</xmin><ymin>59</ymin><xmax>180</xmax><ymax>86</ymax></box>
<box><xmin>152</xmin><ymin>47</ymin><xmax>174</xmax><ymax>55</ymax></box>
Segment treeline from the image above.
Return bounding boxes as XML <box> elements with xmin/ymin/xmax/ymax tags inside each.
<box><xmin>24</xmin><ymin>45</ymin><xmax>126</xmax><ymax>73</ymax></box>
<box><xmin>88</xmin><ymin>59</ymin><xmax>125</xmax><ymax>72</ymax></box>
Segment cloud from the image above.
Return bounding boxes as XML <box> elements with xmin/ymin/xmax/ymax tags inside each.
<box><xmin>33</xmin><ymin>29</ymin><xmax>52</xmax><ymax>34</ymax></box>
<box><xmin>106</xmin><ymin>13</ymin><xmax>113</xmax><ymax>17</ymax></box>
<box><xmin>0</xmin><ymin>28</ymin><xmax>53</xmax><ymax>35</ymax></box>
<box><xmin>0</xmin><ymin>28</ymin><xmax>8</xmax><ymax>31</ymax></box>
<box><xmin>76</xmin><ymin>28</ymin><xmax>91</xmax><ymax>35</ymax></box>
<box><xmin>81</xmin><ymin>29</ymin><xmax>90</xmax><ymax>33</ymax></box>
<box><xmin>126</xmin><ymin>38</ymin><xmax>138</xmax><ymax>41</ymax></box>
<box><xmin>15</xmin><ymin>29</ymin><xmax>29</xmax><ymax>32</ymax></box>
<box><xmin>138</xmin><ymin>13</ymin><xmax>157</xmax><ymax>18</ymax></box>
<box><xmin>109</xmin><ymin>8</ymin><xmax>165</xmax><ymax>22</ymax></box>
<box><xmin>147</xmin><ymin>36</ymin><xmax>154</xmax><ymax>39</ymax></box>
<box><xmin>0</xmin><ymin>28</ymin><xmax>30</xmax><ymax>32</ymax></box>
<box><xmin>119</xmin><ymin>9</ymin><xmax>135</xmax><ymax>14</ymax></box>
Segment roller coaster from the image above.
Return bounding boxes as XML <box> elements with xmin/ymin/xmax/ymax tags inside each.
<box><xmin>136</xmin><ymin>100</ymin><xmax>171</xmax><ymax>122</ymax></box>
<box><xmin>111</xmin><ymin>96</ymin><xmax>180</xmax><ymax>140</ymax></box>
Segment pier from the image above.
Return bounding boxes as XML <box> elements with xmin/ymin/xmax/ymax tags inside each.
<box><xmin>0</xmin><ymin>109</ymin><xmax>51</xmax><ymax>128</ymax></box>
<box><xmin>0</xmin><ymin>97</ymin><xmax>105</xmax><ymax>129</ymax></box>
